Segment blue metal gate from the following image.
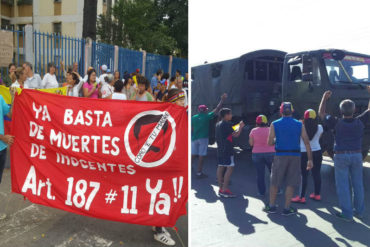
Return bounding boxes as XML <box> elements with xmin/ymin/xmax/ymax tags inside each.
<box><xmin>117</xmin><ymin>47</ymin><xmax>143</xmax><ymax>75</ymax></box>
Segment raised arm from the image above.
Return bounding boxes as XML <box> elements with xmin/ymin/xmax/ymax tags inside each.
<box><xmin>267</xmin><ymin>124</ymin><xmax>275</xmax><ymax>146</ymax></box>
<box><xmin>301</xmin><ymin>125</ymin><xmax>313</xmax><ymax>170</ymax></box>
<box><xmin>211</xmin><ymin>93</ymin><xmax>227</xmax><ymax>114</ymax></box>
<box><xmin>318</xmin><ymin>90</ymin><xmax>332</xmax><ymax>120</ymax></box>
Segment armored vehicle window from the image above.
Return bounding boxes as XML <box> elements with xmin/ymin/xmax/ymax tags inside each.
<box><xmin>269</xmin><ymin>62</ymin><xmax>281</xmax><ymax>82</ymax></box>
<box><xmin>256</xmin><ymin>61</ymin><xmax>267</xmax><ymax>80</ymax></box>
<box><xmin>245</xmin><ymin>60</ymin><xmax>254</xmax><ymax>80</ymax></box>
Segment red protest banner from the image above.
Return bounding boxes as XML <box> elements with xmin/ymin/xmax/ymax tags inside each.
<box><xmin>10</xmin><ymin>90</ymin><xmax>188</xmax><ymax>227</ymax></box>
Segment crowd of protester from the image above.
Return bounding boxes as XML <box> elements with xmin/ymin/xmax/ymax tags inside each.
<box><xmin>0</xmin><ymin>62</ymin><xmax>188</xmax><ymax>106</ymax></box>
<box><xmin>192</xmin><ymin>87</ymin><xmax>370</xmax><ymax>220</ymax></box>
<box><xmin>0</xmin><ymin>61</ymin><xmax>188</xmax><ymax>246</ymax></box>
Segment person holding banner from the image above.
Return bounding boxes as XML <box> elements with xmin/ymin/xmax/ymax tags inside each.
<box><xmin>83</xmin><ymin>69</ymin><xmax>101</xmax><ymax>99</ymax></box>
<box><xmin>149</xmin><ymin>88</ymin><xmax>187</xmax><ymax>246</ymax></box>
<box><xmin>11</xmin><ymin>67</ymin><xmax>26</xmax><ymax>89</ymax></box>
<box><xmin>0</xmin><ymin>89</ymin><xmax>14</xmax><ymax>220</ymax></box>
<box><xmin>41</xmin><ymin>62</ymin><xmax>59</xmax><ymax>89</ymax></box>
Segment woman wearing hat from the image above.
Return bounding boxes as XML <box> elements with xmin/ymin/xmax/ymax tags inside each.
<box><xmin>291</xmin><ymin>109</ymin><xmax>323</xmax><ymax>203</ymax></box>
<box><xmin>249</xmin><ymin>115</ymin><xmax>276</xmax><ymax>196</ymax></box>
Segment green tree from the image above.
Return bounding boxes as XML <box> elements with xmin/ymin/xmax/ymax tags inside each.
<box><xmin>97</xmin><ymin>0</ymin><xmax>187</xmax><ymax>58</ymax></box>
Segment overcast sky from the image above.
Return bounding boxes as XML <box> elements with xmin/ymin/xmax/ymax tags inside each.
<box><xmin>189</xmin><ymin>0</ymin><xmax>370</xmax><ymax>67</ymax></box>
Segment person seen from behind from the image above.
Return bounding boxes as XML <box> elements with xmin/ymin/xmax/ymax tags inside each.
<box><xmin>264</xmin><ymin>102</ymin><xmax>313</xmax><ymax>216</ymax></box>
<box><xmin>249</xmin><ymin>115</ymin><xmax>275</xmax><ymax>196</ymax></box>
<box><xmin>291</xmin><ymin>109</ymin><xmax>323</xmax><ymax>203</ymax></box>
<box><xmin>318</xmin><ymin>88</ymin><xmax>370</xmax><ymax>221</ymax></box>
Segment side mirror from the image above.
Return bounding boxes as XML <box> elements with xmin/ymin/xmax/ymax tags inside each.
<box><xmin>302</xmin><ymin>55</ymin><xmax>313</xmax><ymax>82</ymax></box>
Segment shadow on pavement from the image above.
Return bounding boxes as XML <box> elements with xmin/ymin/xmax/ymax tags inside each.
<box><xmin>192</xmin><ymin>146</ymin><xmax>370</xmax><ymax>246</ymax></box>
<box><xmin>267</xmin><ymin>212</ymin><xmax>339</xmax><ymax>247</ymax></box>
<box><xmin>220</xmin><ymin>197</ymin><xmax>267</xmax><ymax>235</ymax></box>
<box><xmin>314</xmin><ymin>208</ymin><xmax>370</xmax><ymax>247</ymax></box>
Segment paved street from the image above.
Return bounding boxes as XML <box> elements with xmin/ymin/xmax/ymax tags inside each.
<box><xmin>191</xmin><ymin>146</ymin><xmax>370</xmax><ymax>247</ymax></box>
<box><xmin>0</xmin><ymin>153</ymin><xmax>188</xmax><ymax>247</ymax></box>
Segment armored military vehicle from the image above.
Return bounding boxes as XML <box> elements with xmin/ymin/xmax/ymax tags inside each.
<box><xmin>191</xmin><ymin>49</ymin><xmax>370</xmax><ymax>158</ymax></box>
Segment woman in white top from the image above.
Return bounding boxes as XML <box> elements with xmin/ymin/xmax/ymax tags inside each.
<box><xmin>108</xmin><ymin>80</ymin><xmax>127</xmax><ymax>100</ymax></box>
<box><xmin>11</xmin><ymin>67</ymin><xmax>27</xmax><ymax>88</ymax></box>
<box><xmin>66</xmin><ymin>70</ymin><xmax>84</xmax><ymax>97</ymax></box>
<box><xmin>41</xmin><ymin>62</ymin><xmax>59</xmax><ymax>88</ymax></box>
<box><xmin>292</xmin><ymin>109</ymin><xmax>324</xmax><ymax>204</ymax></box>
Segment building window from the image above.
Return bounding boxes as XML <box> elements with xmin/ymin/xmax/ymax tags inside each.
<box><xmin>53</xmin><ymin>22</ymin><xmax>62</xmax><ymax>35</ymax></box>
<box><xmin>1</xmin><ymin>19</ymin><xmax>11</xmax><ymax>30</ymax></box>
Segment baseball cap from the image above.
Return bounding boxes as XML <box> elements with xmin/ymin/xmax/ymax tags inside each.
<box><xmin>280</xmin><ymin>102</ymin><xmax>294</xmax><ymax>115</ymax></box>
<box><xmin>107</xmin><ymin>69</ymin><xmax>111</xmax><ymax>73</ymax></box>
<box><xmin>256</xmin><ymin>115</ymin><xmax>268</xmax><ymax>125</ymax></box>
<box><xmin>101</xmin><ymin>64</ymin><xmax>108</xmax><ymax>71</ymax></box>
<box><xmin>198</xmin><ymin>105</ymin><xmax>208</xmax><ymax>112</ymax></box>
<box><xmin>136</xmin><ymin>68</ymin><xmax>140</xmax><ymax>73</ymax></box>
<box><xmin>304</xmin><ymin>109</ymin><xmax>317</xmax><ymax>119</ymax></box>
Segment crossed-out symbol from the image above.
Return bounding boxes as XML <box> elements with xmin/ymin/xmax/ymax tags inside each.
<box><xmin>124</xmin><ymin>110</ymin><xmax>176</xmax><ymax>168</ymax></box>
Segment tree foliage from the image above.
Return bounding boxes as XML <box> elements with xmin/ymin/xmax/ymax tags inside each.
<box><xmin>97</xmin><ymin>0</ymin><xmax>188</xmax><ymax>58</ymax></box>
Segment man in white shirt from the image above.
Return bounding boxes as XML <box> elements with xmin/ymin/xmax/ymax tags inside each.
<box><xmin>101</xmin><ymin>74</ymin><xmax>114</xmax><ymax>99</ymax></box>
<box><xmin>22</xmin><ymin>62</ymin><xmax>42</xmax><ymax>89</ymax></box>
<box><xmin>98</xmin><ymin>64</ymin><xmax>108</xmax><ymax>85</ymax></box>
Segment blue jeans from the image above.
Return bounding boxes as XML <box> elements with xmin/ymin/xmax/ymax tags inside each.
<box><xmin>252</xmin><ymin>153</ymin><xmax>275</xmax><ymax>195</ymax></box>
<box><xmin>334</xmin><ymin>153</ymin><xmax>364</xmax><ymax>219</ymax></box>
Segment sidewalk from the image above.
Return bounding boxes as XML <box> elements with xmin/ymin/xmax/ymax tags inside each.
<box><xmin>0</xmin><ymin>168</ymin><xmax>188</xmax><ymax>247</ymax></box>
<box><xmin>191</xmin><ymin>147</ymin><xmax>370</xmax><ymax>247</ymax></box>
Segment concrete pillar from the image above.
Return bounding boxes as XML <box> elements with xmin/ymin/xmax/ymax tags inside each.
<box><xmin>84</xmin><ymin>37</ymin><xmax>92</xmax><ymax>73</ymax></box>
<box><xmin>24</xmin><ymin>24</ymin><xmax>34</xmax><ymax>66</ymax></box>
<box><xmin>142</xmin><ymin>50</ymin><xmax>146</xmax><ymax>76</ymax></box>
<box><xmin>169</xmin><ymin>55</ymin><xmax>173</xmax><ymax>76</ymax></box>
<box><xmin>114</xmin><ymin>45</ymin><xmax>119</xmax><ymax>72</ymax></box>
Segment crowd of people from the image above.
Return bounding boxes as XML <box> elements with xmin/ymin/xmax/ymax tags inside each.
<box><xmin>0</xmin><ymin>61</ymin><xmax>188</xmax><ymax>246</ymax></box>
<box><xmin>0</xmin><ymin>62</ymin><xmax>189</xmax><ymax>105</ymax></box>
<box><xmin>192</xmin><ymin>87</ymin><xmax>370</xmax><ymax>221</ymax></box>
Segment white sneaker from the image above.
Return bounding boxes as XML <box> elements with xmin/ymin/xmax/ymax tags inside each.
<box><xmin>154</xmin><ymin>232</ymin><xmax>176</xmax><ymax>246</ymax></box>
<box><xmin>152</xmin><ymin>226</ymin><xmax>171</xmax><ymax>237</ymax></box>
<box><xmin>0</xmin><ymin>213</ymin><xmax>6</xmax><ymax>220</ymax></box>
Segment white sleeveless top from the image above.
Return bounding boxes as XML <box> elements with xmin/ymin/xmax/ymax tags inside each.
<box><xmin>300</xmin><ymin>124</ymin><xmax>323</xmax><ymax>152</ymax></box>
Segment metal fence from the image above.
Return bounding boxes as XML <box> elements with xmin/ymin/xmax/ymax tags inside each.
<box><xmin>172</xmin><ymin>57</ymin><xmax>188</xmax><ymax>77</ymax></box>
<box><xmin>117</xmin><ymin>47</ymin><xmax>143</xmax><ymax>76</ymax></box>
<box><xmin>91</xmin><ymin>41</ymin><xmax>115</xmax><ymax>76</ymax></box>
<box><xmin>145</xmin><ymin>53</ymin><xmax>170</xmax><ymax>79</ymax></box>
<box><xmin>1</xmin><ymin>27</ymin><xmax>188</xmax><ymax>83</ymax></box>
<box><xmin>33</xmin><ymin>31</ymin><xmax>86</xmax><ymax>82</ymax></box>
